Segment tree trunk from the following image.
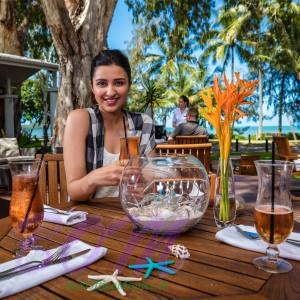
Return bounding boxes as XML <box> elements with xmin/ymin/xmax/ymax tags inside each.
<box><xmin>278</xmin><ymin>73</ymin><xmax>286</xmax><ymax>134</ymax></box>
<box><xmin>231</xmin><ymin>46</ymin><xmax>234</xmax><ymax>81</ymax></box>
<box><xmin>0</xmin><ymin>0</ymin><xmax>22</xmax><ymax>138</ymax></box>
<box><xmin>257</xmin><ymin>68</ymin><xmax>263</xmax><ymax>139</ymax></box>
<box><xmin>41</xmin><ymin>0</ymin><xmax>117</xmax><ymax>146</ymax></box>
<box><xmin>0</xmin><ymin>0</ymin><xmax>22</xmax><ymax>55</ymax></box>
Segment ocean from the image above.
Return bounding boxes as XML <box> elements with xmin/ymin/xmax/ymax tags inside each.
<box><xmin>166</xmin><ymin>125</ymin><xmax>300</xmax><ymax>136</ymax></box>
<box><xmin>25</xmin><ymin>125</ymin><xmax>299</xmax><ymax>138</ymax></box>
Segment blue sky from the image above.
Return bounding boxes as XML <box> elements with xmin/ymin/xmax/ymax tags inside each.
<box><xmin>107</xmin><ymin>1</ymin><xmax>133</xmax><ymax>51</ymax></box>
<box><xmin>107</xmin><ymin>1</ymin><xmax>290</xmax><ymax>128</ymax></box>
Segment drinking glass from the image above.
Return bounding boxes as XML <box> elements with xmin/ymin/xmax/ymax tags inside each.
<box><xmin>119</xmin><ymin>130</ymin><xmax>140</xmax><ymax>166</ymax></box>
<box><xmin>9</xmin><ymin>158</ymin><xmax>44</xmax><ymax>256</ymax></box>
<box><xmin>253</xmin><ymin>160</ymin><xmax>294</xmax><ymax>273</ymax></box>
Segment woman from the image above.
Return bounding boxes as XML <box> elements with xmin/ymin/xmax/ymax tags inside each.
<box><xmin>172</xmin><ymin>95</ymin><xmax>189</xmax><ymax>128</ymax></box>
<box><xmin>64</xmin><ymin>50</ymin><xmax>156</xmax><ymax>201</ymax></box>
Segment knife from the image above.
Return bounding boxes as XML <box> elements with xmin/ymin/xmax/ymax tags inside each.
<box><xmin>0</xmin><ymin>248</ymin><xmax>90</xmax><ymax>280</ymax></box>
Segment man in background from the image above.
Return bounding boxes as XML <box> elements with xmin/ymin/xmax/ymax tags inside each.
<box><xmin>168</xmin><ymin>107</ymin><xmax>207</xmax><ymax>142</ymax></box>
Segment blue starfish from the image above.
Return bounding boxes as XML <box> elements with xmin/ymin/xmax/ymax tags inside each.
<box><xmin>128</xmin><ymin>257</ymin><xmax>176</xmax><ymax>278</ymax></box>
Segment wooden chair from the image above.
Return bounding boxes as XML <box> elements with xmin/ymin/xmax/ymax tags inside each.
<box><xmin>155</xmin><ymin>143</ymin><xmax>212</xmax><ymax>172</ymax></box>
<box><xmin>174</xmin><ymin>135</ymin><xmax>208</xmax><ymax>144</ymax></box>
<box><xmin>209</xmin><ymin>173</ymin><xmax>216</xmax><ymax>202</ymax></box>
<box><xmin>36</xmin><ymin>153</ymin><xmax>68</xmax><ymax>206</ymax></box>
<box><xmin>274</xmin><ymin>136</ymin><xmax>300</xmax><ymax>161</ymax></box>
<box><xmin>239</xmin><ymin>154</ymin><xmax>260</xmax><ymax>175</ymax></box>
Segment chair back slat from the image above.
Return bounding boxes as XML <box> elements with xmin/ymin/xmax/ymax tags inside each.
<box><xmin>175</xmin><ymin>135</ymin><xmax>208</xmax><ymax>144</ymax></box>
<box><xmin>155</xmin><ymin>143</ymin><xmax>212</xmax><ymax>172</ymax></box>
<box><xmin>239</xmin><ymin>154</ymin><xmax>260</xmax><ymax>175</ymax></box>
<box><xmin>275</xmin><ymin>136</ymin><xmax>292</xmax><ymax>156</ymax></box>
<box><xmin>48</xmin><ymin>160</ymin><xmax>59</xmax><ymax>206</ymax></box>
<box><xmin>59</xmin><ymin>161</ymin><xmax>68</xmax><ymax>203</ymax></box>
<box><xmin>39</xmin><ymin>162</ymin><xmax>47</xmax><ymax>203</ymax></box>
<box><xmin>37</xmin><ymin>153</ymin><xmax>68</xmax><ymax>206</ymax></box>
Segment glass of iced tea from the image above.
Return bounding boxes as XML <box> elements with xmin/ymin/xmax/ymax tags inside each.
<box><xmin>9</xmin><ymin>158</ymin><xmax>44</xmax><ymax>256</ymax></box>
<box><xmin>119</xmin><ymin>130</ymin><xmax>140</xmax><ymax>166</ymax></box>
<box><xmin>253</xmin><ymin>160</ymin><xmax>294</xmax><ymax>273</ymax></box>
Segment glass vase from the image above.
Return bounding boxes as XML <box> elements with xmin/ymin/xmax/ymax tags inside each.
<box><xmin>214</xmin><ymin>158</ymin><xmax>236</xmax><ymax>228</ymax></box>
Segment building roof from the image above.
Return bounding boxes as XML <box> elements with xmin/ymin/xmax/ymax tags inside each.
<box><xmin>0</xmin><ymin>53</ymin><xmax>59</xmax><ymax>89</ymax></box>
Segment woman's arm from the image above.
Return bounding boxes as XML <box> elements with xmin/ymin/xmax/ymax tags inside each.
<box><xmin>63</xmin><ymin>109</ymin><xmax>123</xmax><ymax>201</ymax></box>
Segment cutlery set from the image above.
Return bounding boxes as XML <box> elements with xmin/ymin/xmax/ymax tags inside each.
<box><xmin>0</xmin><ymin>247</ymin><xmax>90</xmax><ymax>280</ymax></box>
<box><xmin>233</xmin><ymin>224</ymin><xmax>300</xmax><ymax>247</ymax></box>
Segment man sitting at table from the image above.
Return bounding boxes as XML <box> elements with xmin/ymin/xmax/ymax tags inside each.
<box><xmin>168</xmin><ymin>107</ymin><xmax>207</xmax><ymax>142</ymax></box>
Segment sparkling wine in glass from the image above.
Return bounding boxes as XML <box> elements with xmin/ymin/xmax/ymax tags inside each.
<box><xmin>253</xmin><ymin>160</ymin><xmax>294</xmax><ymax>273</ymax></box>
<box><xmin>9</xmin><ymin>158</ymin><xmax>44</xmax><ymax>256</ymax></box>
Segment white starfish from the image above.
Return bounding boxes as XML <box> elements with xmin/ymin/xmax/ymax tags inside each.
<box><xmin>87</xmin><ymin>269</ymin><xmax>142</xmax><ymax>296</ymax></box>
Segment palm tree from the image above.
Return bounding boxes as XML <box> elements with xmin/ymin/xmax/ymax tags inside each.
<box><xmin>202</xmin><ymin>5</ymin><xmax>254</xmax><ymax>80</ymax></box>
<box><xmin>128</xmin><ymin>22</ymin><xmax>207</xmax><ymax>126</ymax></box>
<box><xmin>262</xmin><ymin>1</ymin><xmax>300</xmax><ymax>132</ymax></box>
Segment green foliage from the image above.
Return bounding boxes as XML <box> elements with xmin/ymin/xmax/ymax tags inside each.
<box><xmin>20</xmin><ymin>74</ymin><xmax>45</xmax><ymax>126</ymax></box>
<box><xmin>128</xmin><ymin>75</ymin><xmax>170</xmax><ymax>122</ymax></box>
<box><xmin>18</xmin><ymin>131</ymin><xmax>42</xmax><ymax>148</ymax></box>
<box><xmin>126</xmin><ymin>0</ymin><xmax>213</xmax><ymax>59</ymax></box>
<box><xmin>15</xmin><ymin>0</ymin><xmax>57</xmax><ymax>61</ymax></box>
<box><xmin>232</xmin><ymin>134</ymin><xmax>247</xmax><ymax>140</ymax></box>
<box><xmin>286</xmin><ymin>132</ymin><xmax>300</xmax><ymax>140</ymax></box>
<box><xmin>201</xmin><ymin>4</ymin><xmax>254</xmax><ymax>79</ymax></box>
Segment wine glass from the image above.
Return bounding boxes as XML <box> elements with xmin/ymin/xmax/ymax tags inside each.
<box><xmin>253</xmin><ymin>160</ymin><xmax>294</xmax><ymax>273</ymax></box>
<box><xmin>119</xmin><ymin>130</ymin><xmax>139</xmax><ymax>166</ymax></box>
<box><xmin>9</xmin><ymin>158</ymin><xmax>44</xmax><ymax>256</ymax></box>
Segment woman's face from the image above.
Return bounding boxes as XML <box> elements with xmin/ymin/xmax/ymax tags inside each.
<box><xmin>91</xmin><ymin>64</ymin><xmax>130</xmax><ymax>113</ymax></box>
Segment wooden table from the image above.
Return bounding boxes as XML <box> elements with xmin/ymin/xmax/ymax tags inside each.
<box><xmin>0</xmin><ymin>199</ymin><xmax>299</xmax><ymax>299</ymax></box>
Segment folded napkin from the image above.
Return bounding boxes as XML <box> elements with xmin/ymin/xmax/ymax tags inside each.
<box><xmin>216</xmin><ymin>225</ymin><xmax>300</xmax><ymax>261</ymax></box>
<box><xmin>0</xmin><ymin>240</ymin><xmax>107</xmax><ymax>298</ymax></box>
<box><xmin>43</xmin><ymin>205</ymin><xmax>88</xmax><ymax>225</ymax></box>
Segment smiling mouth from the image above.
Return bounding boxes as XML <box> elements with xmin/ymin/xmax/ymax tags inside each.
<box><xmin>105</xmin><ymin>98</ymin><xmax>119</xmax><ymax>105</ymax></box>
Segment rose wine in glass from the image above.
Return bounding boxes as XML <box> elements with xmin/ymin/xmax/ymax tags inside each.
<box><xmin>253</xmin><ymin>160</ymin><xmax>294</xmax><ymax>273</ymax></box>
<box><xmin>9</xmin><ymin>159</ymin><xmax>44</xmax><ymax>256</ymax></box>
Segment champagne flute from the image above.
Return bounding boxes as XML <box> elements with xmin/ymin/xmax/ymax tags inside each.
<box><xmin>253</xmin><ymin>160</ymin><xmax>294</xmax><ymax>273</ymax></box>
<box><xmin>9</xmin><ymin>158</ymin><xmax>44</xmax><ymax>256</ymax></box>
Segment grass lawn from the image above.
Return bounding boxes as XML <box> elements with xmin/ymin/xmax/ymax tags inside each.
<box><xmin>211</xmin><ymin>151</ymin><xmax>272</xmax><ymax>160</ymax></box>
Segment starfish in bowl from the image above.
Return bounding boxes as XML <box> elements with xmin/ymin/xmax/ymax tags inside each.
<box><xmin>87</xmin><ymin>269</ymin><xmax>142</xmax><ymax>296</ymax></box>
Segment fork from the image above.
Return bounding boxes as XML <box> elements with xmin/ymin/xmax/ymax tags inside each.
<box><xmin>0</xmin><ymin>243</ymin><xmax>70</xmax><ymax>278</ymax></box>
<box><xmin>233</xmin><ymin>224</ymin><xmax>300</xmax><ymax>247</ymax></box>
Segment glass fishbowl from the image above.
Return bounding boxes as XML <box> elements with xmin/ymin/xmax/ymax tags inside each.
<box><xmin>120</xmin><ymin>155</ymin><xmax>210</xmax><ymax>235</ymax></box>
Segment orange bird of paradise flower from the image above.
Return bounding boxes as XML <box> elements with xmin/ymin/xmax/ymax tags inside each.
<box><xmin>200</xmin><ymin>73</ymin><xmax>258</xmax><ymax>162</ymax></box>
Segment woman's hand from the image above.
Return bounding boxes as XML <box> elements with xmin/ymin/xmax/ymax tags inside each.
<box><xmin>87</xmin><ymin>161</ymin><xmax>124</xmax><ymax>188</ymax></box>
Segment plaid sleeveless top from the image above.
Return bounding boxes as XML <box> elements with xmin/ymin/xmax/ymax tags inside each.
<box><xmin>86</xmin><ymin>106</ymin><xmax>156</xmax><ymax>173</ymax></box>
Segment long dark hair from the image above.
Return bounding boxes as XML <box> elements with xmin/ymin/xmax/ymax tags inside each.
<box><xmin>90</xmin><ymin>49</ymin><xmax>131</xmax><ymax>84</ymax></box>
<box><xmin>179</xmin><ymin>95</ymin><xmax>189</xmax><ymax>107</ymax></box>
